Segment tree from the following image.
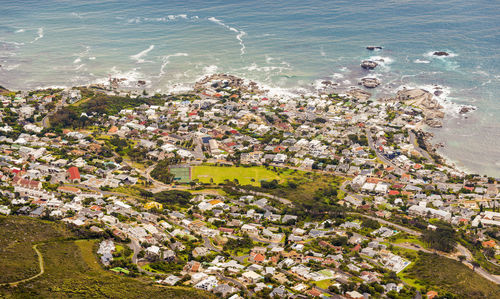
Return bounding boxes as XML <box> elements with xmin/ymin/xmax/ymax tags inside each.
<box><xmin>484</xmin><ymin>247</ymin><xmax>495</xmax><ymax>259</ymax></box>
<box><xmin>421</xmin><ymin>222</ymin><xmax>457</xmax><ymax>252</ymax></box>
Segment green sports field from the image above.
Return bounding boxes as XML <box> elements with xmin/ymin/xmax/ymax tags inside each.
<box><xmin>170</xmin><ymin>166</ymin><xmax>191</xmax><ymax>183</ymax></box>
<box><xmin>191</xmin><ymin>165</ymin><xmax>293</xmax><ymax>186</ymax></box>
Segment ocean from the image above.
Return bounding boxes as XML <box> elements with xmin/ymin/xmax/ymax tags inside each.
<box><xmin>0</xmin><ymin>0</ymin><xmax>499</xmax><ymax>176</ymax></box>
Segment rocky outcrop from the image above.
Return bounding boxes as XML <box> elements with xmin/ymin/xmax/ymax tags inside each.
<box><xmin>366</xmin><ymin>46</ymin><xmax>383</xmax><ymax>51</ymax></box>
<box><xmin>361</xmin><ymin>60</ymin><xmax>378</xmax><ymax>70</ymax></box>
<box><xmin>459</xmin><ymin>106</ymin><xmax>476</xmax><ymax>114</ymax></box>
<box><xmin>195</xmin><ymin>74</ymin><xmax>263</xmax><ymax>94</ymax></box>
<box><xmin>137</xmin><ymin>80</ymin><xmax>146</xmax><ymax>86</ymax></box>
<box><xmin>396</xmin><ymin>88</ymin><xmax>444</xmax><ymax>128</ymax></box>
<box><xmin>433</xmin><ymin>51</ymin><xmax>449</xmax><ymax>56</ymax></box>
<box><xmin>347</xmin><ymin>88</ymin><xmax>372</xmax><ymax>102</ymax></box>
<box><xmin>359</xmin><ymin>77</ymin><xmax>380</xmax><ymax>88</ymax></box>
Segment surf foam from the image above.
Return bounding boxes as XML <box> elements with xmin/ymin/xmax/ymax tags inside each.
<box><xmin>208</xmin><ymin>17</ymin><xmax>246</xmax><ymax>56</ymax></box>
<box><xmin>130</xmin><ymin>45</ymin><xmax>155</xmax><ymax>63</ymax></box>
<box><xmin>30</xmin><ymin>28</ymin><xmax>44</xmax><ymax>43</ymax></box>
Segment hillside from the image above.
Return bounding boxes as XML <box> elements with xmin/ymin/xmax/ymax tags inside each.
<box><xmin>0</xmin><ymin>216</ymin><xmax>214</xmax><ymax>298</ymax></box>
<box><xmin>402</xmin><ymin>252</ymin><xmax>500</xmax><ymax>298</ymax></box>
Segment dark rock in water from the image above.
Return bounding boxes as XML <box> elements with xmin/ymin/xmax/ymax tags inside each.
<box><xmin>459</xmin><ymin>106</ymin><xmax>475</xmax><ymax>114</ymax></box>
<box><xmin>361</xmin><ymin>60</ymin><xmax>378</xmax><ymax>70</ymax></box>
<box><xmin>366</xmin><ymin>46</ymin><xmax>383</xmax><ymax>51</ymax></box>
<box><xmin>138</xmin><ymin>80</ymin><xmax>146</xmax><ymax>85</ymax></box>
<box><xmin>433</xmin><ymin>51</ymin><xmax>449</xmax><ymax>56</ymax></box>
<box><xmin>434</xmin><ymin>90</ymin><xmax>443</xmax><ymax>97</ymax></box>
<box><xmin>359</xmin><ymin>77</ymin><xmax>380</xmax><ymax>88</ymax></box>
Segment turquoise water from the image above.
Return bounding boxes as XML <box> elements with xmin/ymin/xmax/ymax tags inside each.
<box><xmin>0</xmin><ymin>0</ymin><xmax>499</xmax><ymax>176</ymax></box>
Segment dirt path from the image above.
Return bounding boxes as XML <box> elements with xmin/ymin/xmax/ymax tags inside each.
<box><xmin>2</xmin><ymin>244</ymin><xmax>45</xmax><ymax>286</ymax></box>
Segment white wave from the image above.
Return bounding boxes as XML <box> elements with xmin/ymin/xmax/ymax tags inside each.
<box><xmin>414</xmin><ymin>59</ymin><xmax>430</xmax><ymax>64</ymax></box>
<box><xmin>89</xmin><ymin>56</ymin><xmax>96</xmax><ymax>60</ymax></box>
<box><xmin>164</xmin><ymin>83</ymin><xmax>194</xmax><ymax>94</ymax></box>
<box><xmin>368</xmin><ymin>55</ymin><xmax>394</xmax><ymax>71</ymax></box>
<box><xmin>332</xmin><ymin>73</ymin><xmax>344</xmax><ymax>79</ymax></box>
<box><xmin>128</xmin><ymin>17</ymin><xmax>141</xmax><ymax>24</ymax></box>
<box><xmin>73</xmin><ymin>58</ymin><xmax>82</xmax><ymax>64</ymax></box>
<box><xmin>139</xmin><ymin>15</ymin><xmax>198</xmax><ymax>23</ymax></box>
<box><xmin>320</xmin><ymin>46</ymin><xmax>326</xmax><ymax>57</ymax></box>
<box><xmin>71</xmin><ymin>12</ymin><xmax>83</xmax><ymax>19</ymax></box>
<box><xmin>243</xmin><ymin>63</ymin><xmax>290</xmax><ymax>73</ymax></box>
<box><xmin>93</xmin><ymin>67</ymin><xmax>146</xmax><ymax>88</ymax></box>
<box><xmin>15</xmin><ymin>29</ymin><xmax>25</xmax><ymax>33</ymax></box>
<box><xmin>159</xmin><ymin>53</ymin><xmax>189</xmax><ymax>76</ymax></box>
<box><xmin>0</xmin><ymin>40</ymin><xmax>24</xmax><ymax>46</ymax></box>
<box><xmin>2</xmin><ymin>64</ymin><xmax>20</xmax><ymax>71</ymax></box>
<box><xmin>30</xmin><ymin>27</ymin><xmax>44</xmax><ymax>43</ymax></box>
<box><xmin>202</xmin><ymin>64</ymin><xmax>218</xmax><ymax>75</ymax></box>
<box><xmin>130</xmin><ymin>45</ymin><xmax>155</xmax><ymax>63</ymax></box>
<box><xmin>168</xmin><ymin>14</ymin><xmax>188</xmax><ymax>20</ymax></box>
<box><xmin>208</xmin><ymin>17</ymin><xmax>246</xmax><ymax>56</ymax></box>
<box><xmin>74</xmin><ymin>64</ymin><xmax>85</xmax><ymax>71</ymax></box>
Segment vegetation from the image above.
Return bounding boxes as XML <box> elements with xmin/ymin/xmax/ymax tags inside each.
<box><xmin>421</xmin><ymin>222</ymin><xmax>456</xmax><ymax>252</ymax></box>
<box><xmin>151</xmin><ymin>157</ymin><xmax>183</xmax><ymax>184</ymax></box>
<box><xmin>403</xmin><ymin>252</ymin><xmax>500</xmax><ymax>298</ymax></box>
<box><xmin>0</xmin><ymin>216</ymin><xmax>213</xmax><ymax>298</ymax></box>
<box><xmin>192</xmin><ymin>165</ymin><xmax>288</xmax><ymax>186</ymax></box>
<box><xmin>49</xmin><ymin>89</ymin><xmax>164</xmax><ymax>128</ymax></box>
<box><xmin>0</xmin><ymin>216</ymin><xmax>72</xmax><ymax>283</ymax></box>
<box><xmin>153</xmin><ymin>190</ymin><xmax>193</xmax><ymax>209</ymax></box>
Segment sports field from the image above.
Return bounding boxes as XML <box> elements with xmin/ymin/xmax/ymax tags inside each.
<box><xmin>192</xmin><ymin>165</ymin><xmax>291</xmax><ymax>186</ymax></box>
<box><xmin>170</xmin><ymin>166</ymin><xmax>191</xmax><ymax>183</ymax></box>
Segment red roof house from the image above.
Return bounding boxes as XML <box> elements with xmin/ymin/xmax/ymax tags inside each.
<box><xmin>67</xmin><ymin>167</ymin><xmax>81</xmax><ymax>183</ymax></box>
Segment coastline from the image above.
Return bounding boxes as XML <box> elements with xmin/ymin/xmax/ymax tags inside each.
<box><xmin>0</xmin><ymin>70</ymin><xmax>487</xmax><ymax>179</ymax></box>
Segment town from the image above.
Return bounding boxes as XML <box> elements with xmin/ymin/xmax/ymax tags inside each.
<box><xmin>0</xmin><ymin>74</ymin><xmax>499</xmax><ymax>299</ymax></box>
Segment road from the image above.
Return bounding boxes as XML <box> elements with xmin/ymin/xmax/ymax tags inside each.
<box><xmin>366</xmin><ymin>128</ymin><xmax>405</xmax><ymax>175</ymax></box>
<box><xmin>409</xmin><ymin>131</ymin><xmax>432</xmax><ymax>162</ymax></box>
<box><xmin>215</xmin><ymin>273</ymin><xmax>251</xmax><ymax>295</ymax></box>
<box><xmin>2</xmin><ymin>244</ymin><xmax>45</xmax><ymax>287</ymax></box>
<box><xmin>349</xmin><ymin>212</ymin><xmax>422</xmax><ymax>236</ymax></box>
<box><xmin>41</xmin><ymin>94</ymin><xmax>66</xmax><ymax>128</ymax></box>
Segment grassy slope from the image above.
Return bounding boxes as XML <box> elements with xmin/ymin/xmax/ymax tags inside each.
<box><xmin>192</xmin><ymin>165</ymin><xmax>294</xmax><ymax>186</ymax></box>
<box><xmin>0</xmin><ymin>216</ymin><xmax>71</xmax><ymax>283</ymax></box>
<box><xmin>403</xmin><ymin>252</ymin><xmax>500</xmax><ymax>298</ymax></box>
<box><xmin>258</xmin><ymin>171</ymin><xmax>345</xmax><ymax>204</ymax></box>
<box><xmin>0</xmin><ymin>216</ymin><xmax>213</xmax><ymax>299</ymax></box>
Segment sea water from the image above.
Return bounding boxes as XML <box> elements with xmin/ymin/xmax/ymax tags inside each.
<box><xmin>0</xmin><ymin>0</ymin><xmax>499</xmax><ymax>176</ymax></box>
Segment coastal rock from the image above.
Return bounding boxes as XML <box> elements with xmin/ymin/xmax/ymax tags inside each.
<box><xmin>361</xmin><ymin>60</ymin><xmax>378</xmax><ymax>70</ymax></box>
<box><xmin>366</xmin><ymin>46</ymin><xmax>383</xmax><ymax>51</ymax></box>
<box><xmin>459</xmin><ymin>106</ymin><xmax>475</xmax><ymax>114</ymax></box>
<box><xmin>434</xmin><ymin>90</ymin><xmax>443</xmax><ymax>97</ymax></box>
<box><xmin>137</xmin><ymin>80</ymin><xmax>146</xmax><ymax>85</ymax></box>
<box><xmin>346</xmin><ymin>88</ymin><xmax>371</xmax><ymax>102</ymax></box>
<box><xmin>425</xmin><ymin>119</ymin><xmax>443</xmax><ymax>128</ymax></box>
<box><xmin>396</xmin><ymin>88</ymin><xmax>442</xmax><ymax>110</ymax></box>
<box><xmin>195</xmin><ymin>74</ymin><xmax>263</xmax><ymax>95</ymax></box>
<box><xmin>359</xmin><ymin>77</ymin><xmax>380</xmax><ymax>88</ymax></box>
<box><xmin>433</xmin><ymin>51</ymin><xmax>449</xmax><ymax>56</ymax></box>
<box><xmin>396</xmin><ymin>88</ymin><xmax>445</xmax><ymax>126</ymax></box>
